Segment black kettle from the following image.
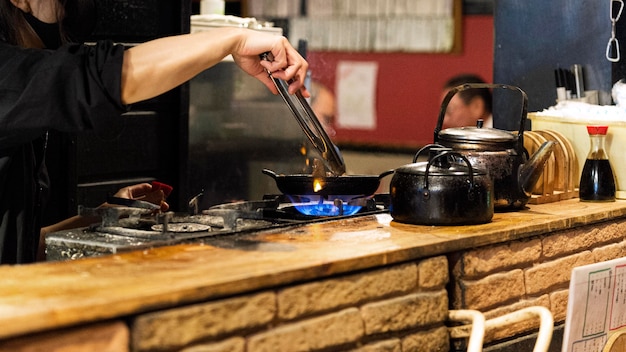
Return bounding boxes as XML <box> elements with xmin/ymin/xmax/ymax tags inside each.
<box><xmin>390</xmin><ymin>147</ymin><xmax>494</xmax><ymax>225</ymax></box>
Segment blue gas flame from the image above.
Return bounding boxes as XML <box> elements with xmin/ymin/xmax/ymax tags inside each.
<box><xmin>288</xmin><ymin>196</ymin><xmax>363</xmax><ymax>216</ymax></box>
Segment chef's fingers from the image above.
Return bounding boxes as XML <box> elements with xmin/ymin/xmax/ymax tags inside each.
<box><xmin>244</xmin><ymin>60</ymin><xmax>309</xmax><ymax>97</ymax></box>
<box><xmin>259</xmin><ymin>49</ymin><xmax>309</xmax><ymax>96</ymax></box>
<box><xmin>255</xmin><ymin>68</ymin><xmax>309</xmax><ymax>97</ymax></box>
<box><xmin>140</xmin><ymin>189</ymin><xmax>166</xmax><ymax>206</ymax></box>
<box><xmin>114</xmin><ymin>183</ymin><xmax>153</xmax><ymax>199</ymax></box>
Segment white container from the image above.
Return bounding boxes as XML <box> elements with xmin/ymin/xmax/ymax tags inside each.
<box><xmin>528</xmin><ymin>112</ymin><xmax>626</xmax><ymax>199</ymax></box>
<box><xmin>200</xmin><ymin>0</ymin><xmax>225</xmax><ymax>15</ymax></box>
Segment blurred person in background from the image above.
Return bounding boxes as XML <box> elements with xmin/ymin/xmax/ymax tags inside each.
<box><xmin>301</xmin><ymin>81</ymin><xmax>339</xmax><ymax>174</ymax></box>
<box><xmin>440</xmin><ymin>74</ymin><xmax>493</xmax><ymax>129</ymax></box>
<box><xmin>310</xmin><ymin>81</ymin><xmax>336</xmax><ymax>137</ymax></box>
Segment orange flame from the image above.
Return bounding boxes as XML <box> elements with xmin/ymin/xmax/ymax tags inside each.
<box><xmin>313</xmin><ymin>178</ymin><xmax>325</xmax><ymax>193</ymax></box>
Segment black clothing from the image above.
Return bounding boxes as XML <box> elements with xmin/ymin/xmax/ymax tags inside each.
<box><xmin>0</xmin><ymin>40</ymin><xmax>127</xmax><ymax>264</ymax></box>
<box><xmin>63</xmin><ymin>0</ymin><xmax>97</xmax><ymax>43</ymax></box>
<box><xmin>22</xmin><ymin>13</ymin><xmax>62</xmax><ymax>49</ymax></box>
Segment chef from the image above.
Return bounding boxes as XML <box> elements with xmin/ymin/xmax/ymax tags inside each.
<box><xmin>0</xmin><ymin>0</ymin><xmax>309</xmax><ymax>264</ymax></box>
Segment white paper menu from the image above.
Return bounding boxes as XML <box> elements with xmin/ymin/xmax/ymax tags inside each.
<box><xmin>336</xmin><ymin>61</ymin><xmax>378</xmax><ymax>130</ymax></box>
<box><xmin>563</xmin><ymin>256</ymin><xmax>626</xmax><ymax>352</ymax></box>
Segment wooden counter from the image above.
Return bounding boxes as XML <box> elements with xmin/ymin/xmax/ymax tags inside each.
<box><xmin>1</xmin><ymin>199</ymin><xmax>626</xmax><ymax>341</ymax></box>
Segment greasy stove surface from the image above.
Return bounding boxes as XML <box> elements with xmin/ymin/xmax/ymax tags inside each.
<box><xmin>46</xmin><ymin>194</ymin><xmax>390</xmax><ymax>261</ymax></box>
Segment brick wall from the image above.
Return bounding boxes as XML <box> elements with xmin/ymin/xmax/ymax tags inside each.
<box><xmin>1</xmin><ymin>256</ymin><xmax>450</xmax><ymax>352</ymax></box>
<box><xmin>7</xmin><ymin>219</ymin><xmax>626</xmax><ymax>351</ymax></box>
<box><xmin>448</xmin><ymin>219</ymin><xmax>626</xmax><ymax>344</ymax></box>
<box><xmin>130</xmin><ymin>256</ymin><xmax>450</xmax><ymax>352</ymax></box>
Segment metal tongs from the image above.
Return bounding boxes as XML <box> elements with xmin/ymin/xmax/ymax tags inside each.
<box><xmin>260</xmin><ymin>52</ymin><xmax>346</xmax><ymax>176</ymax></box>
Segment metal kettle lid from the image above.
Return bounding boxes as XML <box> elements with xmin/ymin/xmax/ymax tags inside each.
<box><xmin>438</xmin><ymin>126</ymin><xmax>517</xmax><ymax>143</ymax></box>
<box><xmin>396</xmin><ymin>156</ymin><xmax>486</xmax><ymax>177</ymax></box>
<box><xmin>395</xmin><ymin>162</ymin><xmax>467</xmax><ymax>176</ymax></box>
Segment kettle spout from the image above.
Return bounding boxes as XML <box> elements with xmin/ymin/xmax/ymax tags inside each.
<box><xmin>519</xmin><ymin>141</ymin><xmax>556</xmax><ymax>196</ymax></box>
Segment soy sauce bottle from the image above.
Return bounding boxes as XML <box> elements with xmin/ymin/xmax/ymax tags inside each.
<box><xmin>579</xmin><ymin>125</ymin><xmax>616</xmax><ymax>202</ymax></box>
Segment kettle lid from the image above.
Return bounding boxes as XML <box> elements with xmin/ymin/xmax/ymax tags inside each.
<box><xmin>396</xmin><ymin>154</ymin><xmax>487</xmax><ymax>177</ymax></box>
<box><xmin>395</xmin><ymin>161</ymin><xmax>475</xmax><ymax>176</ymax></box>
<box><xmin>438</xmin><ymin>126</ymin><xmax>517</xmax><ymax>144</ymax></box>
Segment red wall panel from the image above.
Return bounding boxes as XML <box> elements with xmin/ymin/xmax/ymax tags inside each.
<box><xmin>307</xmin><ymin>15</ymin><xmax>494</xmax><ymax>149</ymax></box>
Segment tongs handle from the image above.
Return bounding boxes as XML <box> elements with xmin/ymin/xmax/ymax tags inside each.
<box><xmin>260</xmin><ymin>52</ymin><xmax>346</xmax><ymax>176</ymax></box>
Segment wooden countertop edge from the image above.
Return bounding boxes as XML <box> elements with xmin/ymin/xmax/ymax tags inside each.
<box><xmin>0</xmin><ymin>199</ymin><xmax>625</xmax><ymax>340</ymax></box>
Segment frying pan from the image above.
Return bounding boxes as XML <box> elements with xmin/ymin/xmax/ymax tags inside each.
<box><xmin>260</xmin><ymin>53</ymin><xmax>394</xmax><ymax>197</ymax></box>
<box><xmin>262</xmin><ymin>169</ymin><xmax>394</xmax><ymax>197</ymax></box>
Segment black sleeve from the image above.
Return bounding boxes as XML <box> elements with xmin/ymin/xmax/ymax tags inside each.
<box><xmin>0</xmin><ymin>40</ymin><xmax>128</xmax><ymax>148</ymax></box>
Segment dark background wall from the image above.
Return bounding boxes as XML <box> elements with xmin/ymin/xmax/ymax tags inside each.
<box><xmin>493</xmin><ymin>0</ymin><xmax>622</xmax><ymax>127</ymax></box>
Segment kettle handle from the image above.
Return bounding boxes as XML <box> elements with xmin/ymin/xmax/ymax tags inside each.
<box><xmin>423</xmin><ymin>151</ymin><xmax>476</xmax><ymax>192</ymax></box>
<box><xmin>434</xmin><ymin>83</ymin><xmax>529</xmax><ymax>152</ymax></box>
<box><xmin>412</xmin><ymin>143</ymin><xmax>446</xmax><ymax>163</ymax></box>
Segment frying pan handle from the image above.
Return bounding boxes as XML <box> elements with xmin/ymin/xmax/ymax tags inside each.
<box><xmin>379</xmin><ymin>169</ymin><xmax>395</xmax><ymax>179</ymax></box>
<box><xmin>262</xmin><ymin>168</ymin><xmax>279</xmax><ymax>179</ymax></box>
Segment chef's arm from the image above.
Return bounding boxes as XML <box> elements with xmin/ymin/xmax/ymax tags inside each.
<box><xmin>38</xmin><ymin>215</ymin><xmax>101</xmax><ymax>260</ymax></box>
<box><xmin>120</xmin><ymin>27</ymin><xmax>309</xmax><ymax>105</ymax></box>
<box><xmin>40</xmin><ymin>215</ymin><xmax>98</xmax><ymax>237</ymax></box>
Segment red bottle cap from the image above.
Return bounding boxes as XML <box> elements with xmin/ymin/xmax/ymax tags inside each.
<box><xmin>587</xmin><ymin>125</ymin><xmax>609</xmax><ymax>135</ymax></box>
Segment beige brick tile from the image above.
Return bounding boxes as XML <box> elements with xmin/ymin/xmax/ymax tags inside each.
<box><xmin>482</xmin><ymin>295</ymin><xmax>550</xmax><ymax>320</ymax></box>
<box><xmin>247</xmin><ymin>308</ymin><xmax>364</xmax><ymax>352</ymax></box>
<box><xmin>543</xmin><ymin>221</ymin><xmax>626</xmax><ymax>259</ymax></box>
<box><xmin>278</xmin><ymin>262</ymin><xmax>417</xmax><ymax>320</ymax></box>
<box><xmin>481</xmin><ymin>296</ymin><xmax>551</xmax><ymax>343</ymax></box>
<box><xmin>418</xmin><ymin>256</ymin><xmax>449</xmax><ymax>289</ymax></box>
<box><xmin>343</xmin><ymin>338</ymin><xmax>401</xmax><ymax>352</ymax></box>
<box><xmin>179</xmin><ymin>337</ymin><xmax>245</xmax><ymax>352</ymax></box>
<box><xmin>131</xmin><ymin>292</ymin><xmax>275</xmax><ymax>352</ymax></box>
<box><xmin>550</xmin><ymin>289</ymin><xmax>569</xmax><ymax>323</ymax></box>
<box><xmin>461</xmin><ymin>269</ymin><xmax>525</xmax><ymax>311</ymax></box>
<box><xmin>401</xmin><ymin>326</ymin><xmax>449</xmax><ymax>352</ymax></box>
<box><xmin>361</xmin><ymin>291</ymin><xmax>448</xmax><ymax>335</ymax></box>
<box><xmin>457</xmin><ymin>239</ymin><xmax>541</xmax><ymax>278</ymax></box>
<box><xmin>525</xmin><ymin>251</ymin><xmax>594</xmax><ymax>295</ymax></box>
<box><xmin>592</xmin><ymin>241</ymin><xmax>626</xmax><ymax>263</ymax></box>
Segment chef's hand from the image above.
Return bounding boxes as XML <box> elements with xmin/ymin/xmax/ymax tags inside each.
<box><xmin>113</xmin><ymin>183</ymin><xmax>170</xmax><ymax>212</ymax></box>
<box><xmin>231</xmin><ymin>30</ymin><xmax>309</xmax><ymax>96</ymax></box>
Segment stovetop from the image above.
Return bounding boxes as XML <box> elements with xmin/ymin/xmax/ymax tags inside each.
<box><xmin>45</xmin><ymin>194</ymin><xmax>390</xmax><ymax>261</ymax></box>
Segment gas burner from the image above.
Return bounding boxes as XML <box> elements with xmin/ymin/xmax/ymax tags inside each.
<box><xmin>287</xmin><ymin>201</ymin><xmax>361</xmax><ymax>216</ymax></box>
<box><xmin>273</xmin><ymin>196</ymin><xmax>381</xmax><ymax>219</ymax></box>
<box><xmin>46</xmin><ymin>194</ymin><xmax>391</xmax><ymax>261</ymax></box>
<box><xmin>151</xmin><ymin>223</ymin><xmax>210</xmax><ymax>233</ymax></box>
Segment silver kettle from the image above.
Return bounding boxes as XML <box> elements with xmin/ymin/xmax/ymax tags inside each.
<box><xmin>434</xmin><ymin>83</ymin><xmax>555</xmax><ymax>210</ymax></box>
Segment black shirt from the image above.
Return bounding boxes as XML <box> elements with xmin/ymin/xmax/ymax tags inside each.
<box><xmin>0</xmin><ymin>40</ymin><xmax>127</xmax><ymax>264</ymax></box>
